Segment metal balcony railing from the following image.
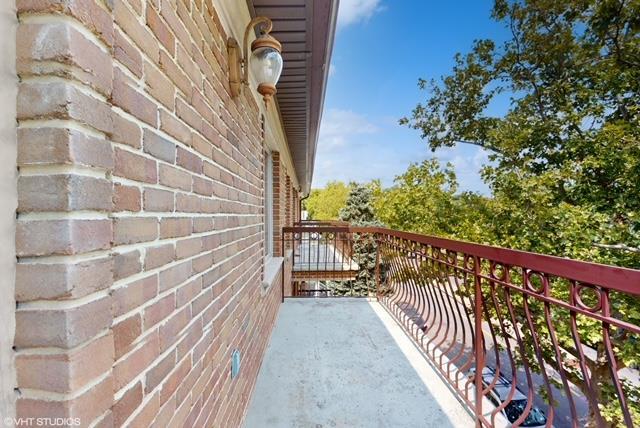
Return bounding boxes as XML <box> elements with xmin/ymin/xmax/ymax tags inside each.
<box><xmin>280</xmin><ymin>224</ymin><xmax>640</xmax><ymax>427</ymax></box>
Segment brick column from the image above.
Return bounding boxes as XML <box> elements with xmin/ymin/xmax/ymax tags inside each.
<box><xmin>15</xmin><ymin>1</ymin><xmax>116</xmax><ymax>424</ymax></box>
<box><xmin>0</xmin><ymin>0</ymin><xmax>17</xmax><ymax>419</ymax></box>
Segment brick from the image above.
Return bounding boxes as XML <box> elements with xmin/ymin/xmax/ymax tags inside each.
<box><xmin>177</xmin><ymin>146</ymin><xmax>202</xmax><ymax>173</ymax></box>
<box><xmin>192</xmin><ymin>251</ymin><xmax>213</xmax><ymax>273</ymax></box>
<box><xmin>192</xmin><ymin>329</ymin><xmax>213</xmax><ymax>365</ymax></box>
<box><xmin>160</xmin><ymin>109</ymin><xmax>191</xmax><ymax>144</ymax></box>
<box><xmin>176</xmin><ymin>0</ymin><xmax>201</xmax><ymax>48</ymax></box>
<box><xmin>145</xmin><ymin>60</ymin><xmax>174</xmax><ymax>109</ymax></box>
<box><xmin>191</xmin><ymin>288</ymin><xmax>212</xmax><ymax>317</ymax></box>
<box><xmin>114</xmin><ymin>148</ymin><xmax>157</xmax><ymax>184</ymax></box>
<box><xmin>145</xmin><ymin>243</ymin><xmax>175</xmax><ymax>270</ymax></box>
<box><xmin>159</xmin><ymin>356</ymin><xmax>191</xmax><ymax>405</ymax></box>
<box><xmin>176</xmin><ymin>43</ymin><xmax>202</xmax><ymax>89</ymax></box>
<box><xmin>176</xmin><ymin>236</ymin><xmax>201</xmax><ymax>259</ymax></box>
<box><xmin>153</xmin><ymin>395</ymin><xmax>176</xmax><ymax>427</ymax></box>
<box><xmin>17</xmin><ymin>128</ymin><xmax>113</xmax><ymax>170</ymax></box>
<box><xmin>193</xmin><ymin>217</ymin><xmax>214</xmax><ymax>233</ymax></box>
<box><xmin>159</xmin><ymin>217</ymin><xmax>192</xmax><ymax>239</ymax></box>
<box><xmin>93</xmin><ymin>410</ymin><xmax>114</xmax><ymax>428</ymax></box>
<box><xmin>17</xmin><ymin>22</ymin><xmax>112</xmax><ymax>96</ymax></box>
<box><xmin>176</xmin><ymin>97</ymin><xmax>203</xmax><ymax>134</ymax></box>
<box><xmin>146</xmin><ymin>3</ymin><xmax>175</xmax><ymax>55</ymax></box>
<box><xmin>112</xmin><ymin>274</ymin><xmax>158</xmax><ymax>317</ymax></box>
<box><xmin>190</xmin><ymin>133</ymin><xmax>213</xmax><ymax>159</ymax></box>
<box><xmin>159</xmin><ymin>50</ymin><xmax>191</xmax><ymax>99</ymax></box>
<box><xmin>191</xmin><ymin>89</ymin><xmax>215</xmax><ymax>125</ymax></box>
<box><xmin>191</xmin><ymin>0</ymin><xmax>214</xmax><ymax>43</ymax></box>
<box><xmin>16</xmin><ymin>333</ymin><xmax>113</xmax><ymax>393</ymax></box>
<box><xmin>15</xmin><ymin>256</ymin><xmax>113</xmax><ymax>301</ymax></box>
<box><xmin>18</xmin><ymin>174</ymin><xmax>112</xmax><ymax>212</ymax></box>
<box><xmin>114</xmin><ymin>0</ymin><xmax>159</xmax><ymax>62</ymax></box>
<box><xmin>159</xmin><ymin>0</ymin><xmax>191</xmax><ymax>54</ymax></box>
<box><xmin>202</xmin><ymin>161</ymin><xmax>221</xmax><ymax>181</ymax></box>
<box><xmin>112</xmin><ymin>112</ymin><xmax>142</xmax><ymax>149</ymax></box>
<box><xmin>115</xmin><ymin>28</ymin><xmax>143</xmax><ymax>78</ymax></box>
<box><xmin>128</xmin><ymin>392</ymin><xmax>159</xmax><ymax>427</ymax></box>
<box><xmin>16</xmin><ymin>374</ymin><xmax>113</xmax><ymax>424</ymax></box>
<box><xmin>113</xmin><ymin>382</ymin><xmax>143</xmax><ymax>427</ymax></box>
<box><xmin>124</xmin><ymin>0</ymin><xmax>143</xmax><ymax>14</ymax></box>
<box><xmin>113</xmin><ymin>250</ymin><xmax>142</xmax><ymax>281</ymax></box>
<box><xmin>176</xmin><ymin>193</ymin><xmax>201</xmax><ymax>212</ymax></box>
<box><xmin>143</xmin><ymin>129</ymin><xmax>176</xmax><ymax>163</ymax></box>
<box><xmin>18</xmin><ymin>82</ymin><xmax>113</xmax><ymax>134</ymax></box>
<box><xmin>203</xmin><ymin>78</ymin><xmax>221</xmax><ymax>109</ymax></box>
<box><xmin>169</xmin><ymin>392</ymin><xmax>191</xmax><ymax>427</ymax></box>
<box><xmin>143</xmin><ymin>187</ymin><xmax>174</xmax><ymax>212</ymax></box>
<box><xmin>113</xmin><ymin>313</ymin><xmax>141</xmax><ymax>359</ymax></box>
<box><xmin>113</xmin><ymin>217</ymin><xmax>158</xmax><ymax>245</ymax></box>
<box><xmin>16</xmin><ymin>219</ymin><xmax>111</xmax><ymax>257</ymax></box>
<box><xmin>112</xmin><ymin>68</ymin><xmax>158</xmax><ymax>126</ymax></box>
<box><xmin>113</xmin><ymin>332</ymin><xmax>159</xmax><ymax>391</ymax></box>
<box><xmin>143</xmin><ymin>293</ymin><xmax>175</xmax><ymax>329</ymax></box>
<box><xmin>15</xmin><ymin>296</ymin><xmax>112</xmax><ymax>348</ymax></box>
<box><xmin>176</xmin><ymin>318</ymin><xmax>202</xmax><ymax>360</ymax></box>
<box><xmin>158</xmin><ymin>307</ymin><xmax>190</xmax><ymax>353</ymax></box>
<box><xmin>145</xmin><ymin>350</ymin><xmax>175</xmax><ymax>393</ymax></box>
<box><xmin>176</xmin><ymin>277</ymin><xmax>202</xmax><ymax>308</ymax></box>
<box><xmin>113</xmin><ymin>183</ymin><xmax>141</xmax><ymax>212</ymax></box>
<box><xmin>17</xmin><ymin>0</ymin><xmax>115</xmax><ymax>48</ymax></box>
<box><xmin>192</xmin><ymin>175</ymin><xmax>213</xmax><ymax>196</ymax></box>
<box><xmin>159</xmin><ymin>164</ymin><xmax>191</xmax><ymax>191</ymax></box>
<box><xmin>159</xmin><ymin>260</ymin><xmax>191</xmax><ymax>292</ymax></box>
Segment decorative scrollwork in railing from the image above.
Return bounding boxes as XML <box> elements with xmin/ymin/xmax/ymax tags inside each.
<box><xmin>281</xmin><ymin>225</ymin><xmax>640</xmax><ymax>427</ymax></box>
<box><xmin>374</xmin><ymin>228</ymin><xmax>640</xmax><ymax>428</ymax></box>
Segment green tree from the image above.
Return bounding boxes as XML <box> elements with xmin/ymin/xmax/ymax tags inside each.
<box><xmin>374</xmin><ymin>159</ymin><xmax>458</xmax><ymax>236</ymax></box>
<box><xmin>375</xmin><ymin>159</ymin><xmax>495</xmax><ymax>244</ymax></box>
<box><xmin>399</xmin><ymin>1</ymin><xmax>640</xmax><ymax>424</ymax></box>
<box><xmin>304</xmin><ymin>181</ymin><xmax>350</xmax><ymax>220</ymax></box>
<box><xmin>400</xmin><ymin>0</ymin><xmax>640</xmax><ymax>266</ymax></box>
<box><xmin>329</xmin><ymin>185</ymin><xmax>382</xmax><ymax>296</ymax></box>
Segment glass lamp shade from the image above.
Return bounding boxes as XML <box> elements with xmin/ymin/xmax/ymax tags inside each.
<box><xmin>250</xmin><ymin>46</ymin><xmax>283</xmax><ymax>87</ymax></box>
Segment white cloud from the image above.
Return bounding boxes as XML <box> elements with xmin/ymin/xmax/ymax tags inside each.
<box><xmin>318</xmin><ymin>108</ymin><xmax>378</xmax><ymax>147</ymax></box>
<box><xmin>313</xmin><ymin>110</ymin><xmax>491</xmax><ymax>194</ymax></box>
<box><xmin>329</xmin><ymin>63</ymin><xmax>336</xmax><ymax>77</ymax></box>
<box><xmin>313</xmin><ymin>132</ymin><xmax>492</xmax><ymax>195</ymax></box>
<box><xmin>337</xmin><ymin>0</ymin><xmax>383</xmax><ymax>28</ymax></box>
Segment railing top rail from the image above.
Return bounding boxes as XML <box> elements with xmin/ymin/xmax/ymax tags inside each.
<box><xmin>371</xmin><ymin>227</ymin><xmax>640</xmax><ymax>294</ymax></box>
<box><xmin>283</xmin><ymin>225</ymin><xmax>640</xmax><ymax>294</ymax></box>
<box><xmin>293</xmin><ymin>220</ymin><xmax>350</xmax><ymax>226</ymax></box>
<box><xmin>283</xmin><ymin>225</ymin><xmax>351</xmax><ymax>233</ymax></box>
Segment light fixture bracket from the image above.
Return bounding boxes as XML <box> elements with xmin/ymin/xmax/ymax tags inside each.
<box><xmin>227</xmin><ymin>16</ymin><xmax>282</xmax><ymax>104</ymax></box>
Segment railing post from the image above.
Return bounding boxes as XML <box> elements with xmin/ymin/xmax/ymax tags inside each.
<box><xmin>375</xmin><ymin>234</ymin><xmax>381</xmax><ymax>300</ymax></box>
<box><xmin>473</xmin><ymin>255</ymin><xmax>484</xmax><ymax>427</ymax></box>
<box><xmin>281</xmin><ymin>228</ymin><xmax>285</xmax><ymax>302</ymax></box>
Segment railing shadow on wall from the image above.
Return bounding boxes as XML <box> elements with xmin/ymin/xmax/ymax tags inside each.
<box><xmin>280</xmin><ymin>223</ymin><xmax>640</xmax><ymax>428</ymax></box>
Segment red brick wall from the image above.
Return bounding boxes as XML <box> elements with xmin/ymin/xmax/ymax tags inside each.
<box><xmin>14</xmin><ymin>0</ymin><xmax>282</xmax><ymax>426</ymax></box>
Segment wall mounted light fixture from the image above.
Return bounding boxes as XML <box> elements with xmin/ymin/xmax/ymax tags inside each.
<box><xmin>227</xmin><ymin>17</ymin><xmax>283</xmax><ymax>105</ymax></box>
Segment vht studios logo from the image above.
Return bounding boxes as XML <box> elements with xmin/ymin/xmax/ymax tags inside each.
<box><xmin>4</xmin><ymin>418</ymin><xmax>81</xmax><ymax>427</ymax></box>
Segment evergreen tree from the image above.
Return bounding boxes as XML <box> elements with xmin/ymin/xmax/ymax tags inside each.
<box><xmin>328</xmin><ymin>185</ymin><xmax>382</xmax><ymax>296</ymax></box>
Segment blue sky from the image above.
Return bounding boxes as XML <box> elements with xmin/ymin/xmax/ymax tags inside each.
<box><xmin>312</xmin><ymin>0</ymin><xmax>511</xmax><ymax>194</ymax></box>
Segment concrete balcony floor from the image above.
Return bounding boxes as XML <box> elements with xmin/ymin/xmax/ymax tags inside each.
<box><xmin>244</xmin><ymin>298</ymin><xmax>473</xmax><ymax>428</ymax></box>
